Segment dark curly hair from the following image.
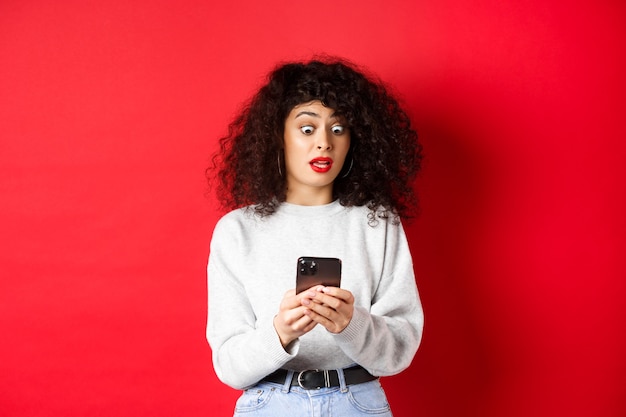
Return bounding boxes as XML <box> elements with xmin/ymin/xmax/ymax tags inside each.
<box><xmin>208</xmin><ymin>57</ymin><xmax>422</xmax><ymax>223</ymax></box>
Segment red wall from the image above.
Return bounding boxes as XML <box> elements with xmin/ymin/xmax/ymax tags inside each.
<box><xmin>1</xmin><ymin>1</ymin><xmax>624</xmax><ymax>416</ymax></box>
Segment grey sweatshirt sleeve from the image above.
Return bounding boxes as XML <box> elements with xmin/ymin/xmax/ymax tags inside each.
<box><xmin>332</xmin><ymin>221</ymin><xmax>423</xmax><ymax>376</ymax></box>
<box><xmin>206</xmin><ymin>218</ymin><xmax>297</xmax><ymax>389</ymax></box>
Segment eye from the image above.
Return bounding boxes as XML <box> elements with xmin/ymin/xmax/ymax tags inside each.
<box><xmin>331</xmin><ymin>125</ymin><xmax>345</xmax><ymax>135</ymax></box>
<box><xmin>300</xmin><ymin>125</ymin><xmax>314</xmax><ymax>135</ymax></box>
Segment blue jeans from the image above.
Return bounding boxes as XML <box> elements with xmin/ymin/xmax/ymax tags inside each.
<box><xmin>232</xmin><ymin>369</ymin><xmax>394</xmax><ymax>417</ymax></box>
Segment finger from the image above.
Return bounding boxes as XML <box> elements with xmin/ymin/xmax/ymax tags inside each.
<box><xmin>300</xmin><ymin>286</ymin><xmax>325</xmax><ymax>301</ymax></box>
<box><xmin>304</xmin><ymin>301</ymin><xmax>338</xmax><ymax>322</ymax></box>
<box><xmin>298</xmin><ymin>289</ymin><xmax>325</xmax><ymax>307</ymax></box>
<box><xmin>304</xmin><ymin>294</ymin><xmax>353</xmax><ymax>333</ymax></box>
<box><xmin>291</xmin><ymin>305</ymin><xmax>316</xmax><ymax>322</ymax></box>
<box><xmin>281</xmin><ymin>289</ymin><xmax>306</xmax><ymax>309</ymax></box>
<box><xmin>290</xmin><ymin>312</ymin><xmax>316</xmax><ymax>331</ymax></box>
<box><xmin>277</xmin><ymin>305</ymin><xmax>308</xmax><ymax>326</ymax></box>
<box><xmin>304</xmin><ymin>307</ymin><xmax>344</xmax><ymax>334</ymax></box>
<box><xmin>304</xmin><ymin>291</ymin><xmax>342</xmax><ymax>310</ymax></box>
<box><xmin>301</xmin><ymin>318</ymin><xmax>317</xmax><ymax>333</ymax></box>
<box><xmin>303</xmin><ymin>306</ymin><xmax>332</xmax><ymax>326</ymax></box>
<box><xmin>321</xmin><ymin>287</ymin><xmax>354</xmax><ymax>304</ymax></box>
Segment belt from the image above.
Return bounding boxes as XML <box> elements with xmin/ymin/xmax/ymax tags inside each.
<box><xmin>262</xmin><ymin>365</ymin><xmax>377</xmax><ymax>390</ymax></box>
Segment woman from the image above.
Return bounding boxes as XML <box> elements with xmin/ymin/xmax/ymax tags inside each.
<box><xmin>207</xmin><ymin>57</ymin><xmax>424</xmax><ymax>416</ymax></box>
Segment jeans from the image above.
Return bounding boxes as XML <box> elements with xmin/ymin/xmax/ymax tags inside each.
<box><xmin>232</xmin><ymin>369</ymin><xmax>394</xmax><ymax>417</ymax></box>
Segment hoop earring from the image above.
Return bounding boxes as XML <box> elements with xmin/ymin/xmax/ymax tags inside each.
<box><xmin>277</xmin><ymin>151</ymin><xmax>283</xmax><ymax>177</ymax></box>
<box><xmin>341</xmin><ymin>158</ymin><xmax>353</xmax><ymax>178</ymax></box>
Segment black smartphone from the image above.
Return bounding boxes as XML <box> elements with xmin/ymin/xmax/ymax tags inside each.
<box><xmin>296</xmin><ymin>256</ymin><xmax>342</xmax><ymax>294</ymax></box>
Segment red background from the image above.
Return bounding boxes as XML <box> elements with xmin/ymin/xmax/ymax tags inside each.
<box><xmin>1</xmin><ymin>1</ymin><xmax>625</xmax><ymax>416</ymax></box>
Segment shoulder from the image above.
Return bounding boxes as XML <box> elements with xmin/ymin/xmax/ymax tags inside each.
<box><xmin>212</xmin><ymin>205</ymin><xmax>259</xmax><ymax>237</ymax></box>
<box><xmin>340</xmin><ymin>203</ymin><xmax>402</xmax><ymax>228</ymax></box>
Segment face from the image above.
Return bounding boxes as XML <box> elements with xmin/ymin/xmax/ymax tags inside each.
<box><xmin>283</xmin><ymin>100</ymin><xmax>351</xmax><ymax>204</ymax></box>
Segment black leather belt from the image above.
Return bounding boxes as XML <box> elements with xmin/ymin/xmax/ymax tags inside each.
<box><xmin>262</xmin><ymin>365</ymin><xmax>377</xmax><ymax>390</ymax></box>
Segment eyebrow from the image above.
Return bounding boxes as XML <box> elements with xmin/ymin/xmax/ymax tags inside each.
<box><xmin>295</xmin><ymin>111</ymin><xmax>320</xmax><ymax>119</ymax></box>
<box><xmin>294</xmin><ymin>111</ymin><xmax>339</xmax><ymax>119</ymax></box>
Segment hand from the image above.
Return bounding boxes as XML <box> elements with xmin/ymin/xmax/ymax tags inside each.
<box><xmin>273</xmin><ymin>289</ymin><xmax>318</xmax><ymax>348</ymax></box>
<box><xmin>300</xmin><ymin>286</ymin><xmax>354</xmax><ymax>334</ymax></box>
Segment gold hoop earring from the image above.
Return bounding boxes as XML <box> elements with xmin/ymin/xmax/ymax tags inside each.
<box><xmin>277</xmin><ymin>152</ymin><xmax>283</xmax><ymax>177</ymax></box>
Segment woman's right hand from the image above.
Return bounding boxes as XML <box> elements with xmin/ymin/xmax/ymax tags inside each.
<box><xmin>273</xmin><ymin>288</ymin><xmax>319</xmax><ymax>348</ymax></box>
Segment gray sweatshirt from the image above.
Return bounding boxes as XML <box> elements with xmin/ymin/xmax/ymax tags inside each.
<box><xmin>206</xmin><ymin>200</ymin><xmax>423</xmax><ymax>389</ymax></box>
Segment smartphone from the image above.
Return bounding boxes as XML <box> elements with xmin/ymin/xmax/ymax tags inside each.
<box><xmin>296</xmin><ymin>256</ymin><xmax>342</xmax><ymax>294</ymax></box>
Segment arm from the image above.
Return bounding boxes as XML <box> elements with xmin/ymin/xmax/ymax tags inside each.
<box><xmin>300</xmin><ymin>222</ymin><xmax>423</xmax><ymax>376</ymax></box>
<box><xmin>207</xmin><ymin>257</ymin><xmax>296</xmax><ymax>389</ymax></box>
<box><xmin>206</xmin><ymin>217</ymin><xmax>319</xmax><ymax>389</ymax></box>
<box><xmin>205</xmin><ymin>216</ymin><xmax>298</xmax><ymax>390</ymax></box>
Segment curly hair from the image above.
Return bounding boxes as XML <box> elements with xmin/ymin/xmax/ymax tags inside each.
<box><xmin>208</xmin><ymin>57</ymin><xmax>422</xmax><ymax>223</ymax></box>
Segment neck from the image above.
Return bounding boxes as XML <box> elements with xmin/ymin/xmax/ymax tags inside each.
<box><xmin>285</xmin><ymin>186</ymin><xmax>333</xmax><ymax>206</ymax></box>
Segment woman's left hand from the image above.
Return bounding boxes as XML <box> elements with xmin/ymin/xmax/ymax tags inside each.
<box><xmin>300</xmin><ymin>286</ymin><xmax>354</xmax><ymax>334</ymax></box>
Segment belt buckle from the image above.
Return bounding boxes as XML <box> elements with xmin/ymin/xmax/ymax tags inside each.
<box><xmin>297</xmin><ymin>369</ymin><xmax>330</xmax><ymax>390</ymax></box>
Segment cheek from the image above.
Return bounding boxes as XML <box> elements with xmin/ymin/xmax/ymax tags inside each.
<box><xmin>282</xmin><ymin>134</ymin><xmax>296</xmax><ymax>159</ymax></box>
<box><xmin>283</xmin><ymin>142</ymin><xmax>306</xmax><ymax>170</ymax></box>
<box><xmin>338</xmin><ymin>140</ymin><xmax>351</xmax><ymax>160</ymax></box>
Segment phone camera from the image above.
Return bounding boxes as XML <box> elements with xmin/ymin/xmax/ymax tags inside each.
<box><xmin>299</xmin><ymin>259</ymin><xmax>318</xmax><ymax>275</ymax></box>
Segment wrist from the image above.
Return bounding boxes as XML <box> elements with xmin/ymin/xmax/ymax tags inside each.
<box><xmin>273</xmin><ymin>315</ymin><xmax>295</xmax><ymax>348</ymax></box>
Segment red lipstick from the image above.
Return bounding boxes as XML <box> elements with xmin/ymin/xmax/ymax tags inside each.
<box><xmin>309</xmin><ymin>157</ymin><xmax>333</xmax><ymax>173</ymax></box>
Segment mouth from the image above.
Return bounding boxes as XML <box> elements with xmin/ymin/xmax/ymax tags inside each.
<box><xmin>309</xmin><ymin>157</ymin><xmax>333</xmax><ymax>173</ymax></box>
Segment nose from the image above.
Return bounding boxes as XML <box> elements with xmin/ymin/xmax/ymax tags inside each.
<box><xmin>316</xmin><ymin>130</ymin><xmax>332</xmax><ymax>151</ymax></box>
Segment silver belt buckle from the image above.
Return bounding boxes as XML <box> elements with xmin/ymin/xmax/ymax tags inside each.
<box><xmin>297</xmin><ymin>369</ymin><xmax>330</xmax><ymax>389</ymax></box>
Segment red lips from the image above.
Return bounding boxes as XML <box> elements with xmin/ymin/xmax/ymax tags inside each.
<box><xmin>309</xmin><ymin>157</ymin><xmax>333</xmax><ymax>173</ymax></box>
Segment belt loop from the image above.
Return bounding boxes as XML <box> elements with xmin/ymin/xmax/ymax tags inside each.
<box><xmin>337</xmin><ymin>368</ymin><xmax>348</xmax><ymax>393</ymax></box>
<box><xmin>282</xmin><ymin>370</ymin><xmax>294</xmax><ymax>393</ymax></box>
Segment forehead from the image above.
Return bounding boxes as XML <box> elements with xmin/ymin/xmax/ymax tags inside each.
<box><xmin>287</xmin><ymin>100</ymin><xmax>339</xmax><ymax>119</ymax></box>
